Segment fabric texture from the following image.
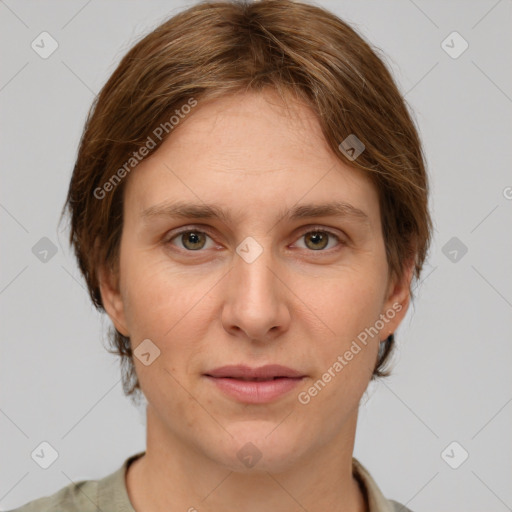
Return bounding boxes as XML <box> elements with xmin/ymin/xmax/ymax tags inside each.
<box><xmin>9</xmin><ymin>452</ymin><xmax>414</xmax><ymax>512</ymax></box>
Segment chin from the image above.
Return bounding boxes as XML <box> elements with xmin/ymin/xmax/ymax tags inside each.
<box><xmin>205</xmin><ymin>421</ymin><xmax>309</xmax><ymax>474</ymax></box>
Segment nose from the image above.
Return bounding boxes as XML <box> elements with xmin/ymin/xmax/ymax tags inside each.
<box><xmin>221</xmin><ymin>240</ymin><xmax>291</xmax><ymax>344</ymax></box>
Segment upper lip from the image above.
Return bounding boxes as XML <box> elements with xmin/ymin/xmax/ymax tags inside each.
<box><xmin>205</xmin><ymin>364</ymin><xmax>305</xmax><ymax>380</ymax></box>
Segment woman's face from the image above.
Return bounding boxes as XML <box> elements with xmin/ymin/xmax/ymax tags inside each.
<box><xmin>100</xmin><ymin>89</ymin><xmax>411</xmax><ymax>472</ymax></box>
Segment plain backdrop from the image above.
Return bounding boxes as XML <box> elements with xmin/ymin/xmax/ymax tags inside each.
<box><xmin>1</xmin><ymin>1</ymin><xmax>511</xmax><ymax>511</ymax></box>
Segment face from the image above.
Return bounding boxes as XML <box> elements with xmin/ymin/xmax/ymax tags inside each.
<box><xmin>100</xmin><ymin>89</ymin><xmax>411</xmax><ymax>473</ymax></box>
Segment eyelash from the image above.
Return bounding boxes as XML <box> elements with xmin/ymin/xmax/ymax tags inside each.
<box><xmin>164</xmin><ymin>225</ymin><xmax>346</xmax><ymax>254</ymax></box>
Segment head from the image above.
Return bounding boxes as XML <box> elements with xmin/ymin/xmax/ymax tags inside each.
<box><xmin>63</xmin><ymin>0</ymin><xmax>431</xmax><ymax>470</ymax></box>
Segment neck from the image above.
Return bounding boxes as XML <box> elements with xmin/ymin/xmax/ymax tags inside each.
<box><xmin>126</xmin><ymin>405</ymin><xmax>367</xmax><ymax>512</ymax></box>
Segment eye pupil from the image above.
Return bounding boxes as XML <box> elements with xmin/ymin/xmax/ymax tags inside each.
<box><xmin>305</xmin><ymin>231</ymin><xmax>329</xmax><ymax>250</ymax></box>
<box><xmin>182</xmin><ymin>231</ymin><xmax>206</xmax><ymax>250</ymax></box>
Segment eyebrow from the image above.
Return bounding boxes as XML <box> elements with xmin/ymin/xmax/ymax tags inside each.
<box><xmin>141</xmin><ymin>200</ymin><xmax>370</xmax><ymax>226</ymax></box>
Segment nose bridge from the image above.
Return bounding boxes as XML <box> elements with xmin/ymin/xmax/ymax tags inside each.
<box><xmin>223</xmin><ymin>235</ymin><xmax>288</xmax><ymax>339</ymax></box>
<box><xmin>233</xmin><ymin>235</ymin><xmax>279</xmax><ymax>306</ymax></box>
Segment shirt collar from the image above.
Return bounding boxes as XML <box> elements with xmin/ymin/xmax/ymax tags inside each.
<box><xmin>352</xmin><ymin>457</ymin><xmax>398</xmax><ymax>512</ymax></box>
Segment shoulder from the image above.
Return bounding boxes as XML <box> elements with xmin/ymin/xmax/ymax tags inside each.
<box><xmin>6</xmin><ymin>478</ymin><xmax>101</xmax><ymax>512</ymax></box>
<box><xmin>389</xmin><ymin>499</ymin><xmax>415</xmax><ymax>512</ymax></box>
<box><xmin>6</xmin><ymin>451</ymin><xmax>144</xmax><ymax>512</ymax></box>
<box><xmin>352</xmin><ymin>457</ymin><xmax>415</xmax><ymax>512</ymax></box>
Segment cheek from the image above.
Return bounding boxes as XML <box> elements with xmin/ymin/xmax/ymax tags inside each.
<box><xmin>123</xmin><ymin>261</ymin><xmax>213</xmax><ymax>412</ymax></box>
<box><xmin>121</xmin><ymin>251</ymin><xmax>217</xmax><ymax>351</ymax></box>
<box><xmin>300</xmin><ymin>268</ymin><xmax>386</xmax><ymax>339</ymax></box>
<box><xmin>292</xmin><ymin>267</ymin><xmax>386</xmax><ymax>391</ymax></box>
<box><xmin>294</xmin><ymin>274</ymin><xmax>383</xmax><ymax>416</ymax></box>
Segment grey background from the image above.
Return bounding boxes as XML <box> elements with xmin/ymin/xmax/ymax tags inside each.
<box><xmin>1</xmin><ymin>1</ymin><xmax>511</xmax><ymax>510</ymax></box>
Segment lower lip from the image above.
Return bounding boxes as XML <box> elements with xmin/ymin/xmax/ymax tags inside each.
<box><xmin>205</xmin><ymin>376</ymin><xmax>304</xmax><ymax>404</ymax></box>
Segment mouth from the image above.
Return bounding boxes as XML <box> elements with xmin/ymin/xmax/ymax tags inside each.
<box><xmin>213</xmin><ymin>376</ymin><xmax>294</xmax><ymax>381</ymax></box>
<box><xmin>205</xmin><ymin>364</ymin><xmax>305</xmax><ymax>380</ymax></box>
<box><xmin>204</xmin><ymin>364</ymin><xmax>306</xmax><ymax>404</ymax></box>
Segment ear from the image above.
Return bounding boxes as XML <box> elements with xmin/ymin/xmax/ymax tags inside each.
<box><xmin>98</xmin><ymin>261</ymin><xmax>130</xmax><ymax>337</ymax></box>
<box><xmin>379</xmin><ymin>260</ymin><xmax>415</xmax><ymax>340</ymax></box>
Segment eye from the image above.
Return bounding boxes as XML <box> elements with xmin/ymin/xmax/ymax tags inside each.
<box><xmin>167</xmin><ymin>229</ymin><xmax>215</xmax><ymax>251</ymax></box>
<box><xmin>165</xmin><ymin>226</ymin><xmax>345</xmax><ymax>253</ymax></box>
<box><xmin>293</xmin><ymin>228</ymin><xmax>344</xmax><ymax>251</ymax></box>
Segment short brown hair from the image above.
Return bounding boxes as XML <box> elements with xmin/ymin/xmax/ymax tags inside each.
<box><xmin>62</xmin><ymin>0</ymin><xmax>432</xmax><ymax>401</ymax></box>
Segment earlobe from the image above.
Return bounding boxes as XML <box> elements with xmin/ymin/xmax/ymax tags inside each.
<box><xmin>98</xmin><ymin>263</ymin><xmax>129</xmax><ymax>337</ymax></box>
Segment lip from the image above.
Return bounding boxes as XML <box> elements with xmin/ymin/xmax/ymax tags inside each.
<box><xmin>204</xmin><ymin>365</ymin><xmax>306</xmax><ymax>404</ymax></box>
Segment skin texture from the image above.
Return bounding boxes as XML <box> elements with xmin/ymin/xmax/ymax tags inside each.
<box><xmin>99</xmin><ymin>89</ymin><xmax>413</xmax><ymax>512</ymax></box>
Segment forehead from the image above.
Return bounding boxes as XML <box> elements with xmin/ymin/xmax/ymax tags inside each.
<box><xmin>123</xmin><ymin>90</ymin><xmax>380</xmax><ymax>227</ymax></box>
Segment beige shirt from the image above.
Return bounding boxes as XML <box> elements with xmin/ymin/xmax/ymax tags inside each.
<box><xmin>9</xmin><ymin>451</ymin><xmax>413</xmax><ymax>512</ymax></box>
